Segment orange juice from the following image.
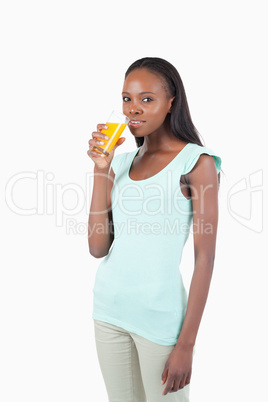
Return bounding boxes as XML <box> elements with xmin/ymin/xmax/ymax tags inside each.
<box><xmin>93</xmin><ymin>122</ymin><xmax>127</xmax><ymax>156</ymax></box>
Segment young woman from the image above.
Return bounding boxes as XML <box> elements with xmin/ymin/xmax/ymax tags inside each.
<box><xmin>87</xmin><ymin>57</ymin><xmax>222</xmax><ymax>402</ymax></box>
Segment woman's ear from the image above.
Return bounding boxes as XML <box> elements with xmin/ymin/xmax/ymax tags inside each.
<box><xmin>168</xmin><ymin>96</ymin><xmax>175</xmax><ymax>113</ymax></box>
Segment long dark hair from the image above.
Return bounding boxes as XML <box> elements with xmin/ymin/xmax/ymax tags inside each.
<box><xmin>125</xmin><ymin>57</ymin><xmax>204</xmax><ymax>148</ymax></box>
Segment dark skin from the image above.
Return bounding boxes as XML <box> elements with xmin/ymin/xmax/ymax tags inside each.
<box><xmin>87</xmin><ymin>68</ymin><xmax>219</xmax><ymax>396</ymax></box>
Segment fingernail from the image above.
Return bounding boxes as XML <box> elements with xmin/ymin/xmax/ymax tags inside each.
<box><xmin>161</xmin><ymin>380</ymin><xmax>164</xmax><ymax>385</ymax></box>
<box><xmin>104</xmin><ymin>125</ymin><xmax>108</xmax><ymax>129</ymax></box>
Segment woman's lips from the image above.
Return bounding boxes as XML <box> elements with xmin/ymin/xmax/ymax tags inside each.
<box><xmin>129</xmin><ymin>120</ymin><xmax>145</xmax><ymax>127</ymax></box>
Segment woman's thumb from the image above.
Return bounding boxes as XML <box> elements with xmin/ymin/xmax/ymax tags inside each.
<box><xmin>161</xmin><ymin>367</ymin><xmax>168</xmax><ymax>385</ymax></box>
<box><xmin>114</xmin><ymin>137</ymin><xmax>126</xmax><ymax>149</ymax></box>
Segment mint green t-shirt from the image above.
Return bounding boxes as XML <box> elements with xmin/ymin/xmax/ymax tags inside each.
<box><xmin>92</xmin><ymin>143</ymin><xmax>222</xmax><ymax>345</ymax></box>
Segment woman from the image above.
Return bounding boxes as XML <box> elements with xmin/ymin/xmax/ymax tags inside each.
<box><xmin>87</xmin><ymin>57</ymin><xmax>222</xmax><ymax>401</ymax></box>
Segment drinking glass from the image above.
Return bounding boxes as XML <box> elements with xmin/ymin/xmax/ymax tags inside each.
<box><xmin>92</xmin><ymin>110</ymin><xmax>129</xmax><ymax>156</ymax></box>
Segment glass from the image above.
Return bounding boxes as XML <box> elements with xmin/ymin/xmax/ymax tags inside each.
<box><xmin>92</xmin><ymin>110</ymin><xmax>130</xmax><ymax>156</ymax></box>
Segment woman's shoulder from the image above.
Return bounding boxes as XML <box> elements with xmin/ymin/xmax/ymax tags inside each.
<box><xmin>182</xmin><ymin>142</ymin><xmax>222</xmax><ymax>175</ymax></box>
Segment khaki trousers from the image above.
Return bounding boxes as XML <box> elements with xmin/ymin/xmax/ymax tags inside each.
<box><xmin>93</xmin><ymin>319</ymin><xmax>191</xmax><ymax>402</ymax></box>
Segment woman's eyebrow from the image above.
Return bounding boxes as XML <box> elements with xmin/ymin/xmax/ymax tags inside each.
<box><xmin>122</xmin><ymin>91</ymin><xmax>156</xmax><ymax>95</ymax></box>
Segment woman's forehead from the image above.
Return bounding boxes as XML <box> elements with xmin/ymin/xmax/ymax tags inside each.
<box><xmin>123</xmin><ymin>68</ymin><xmax>167</xmax><ymax>94</ymax></box>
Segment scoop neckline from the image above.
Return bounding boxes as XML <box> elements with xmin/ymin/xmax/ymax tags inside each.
<box><xmin>127</xmin><ymin>143</ymin><xmax>191</xmax><ymax>182</ymax></box>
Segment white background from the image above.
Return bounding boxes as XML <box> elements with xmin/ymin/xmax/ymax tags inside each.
<box><xmin>0</xmin><ymin>0</ymin><xmax>267</xmax><ymax>401</ymax></box>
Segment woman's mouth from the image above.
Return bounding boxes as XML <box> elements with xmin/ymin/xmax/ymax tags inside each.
<box><xmin>129</xmin><ymin>120</ymin><xmax>145</xmax><ymax>128</ymax></box>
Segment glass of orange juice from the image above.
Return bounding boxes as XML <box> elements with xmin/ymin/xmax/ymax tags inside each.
<box><xmin>92</xmin><ymin>110</ymin><xmax>130</xmax><ymax>156</ymax></box>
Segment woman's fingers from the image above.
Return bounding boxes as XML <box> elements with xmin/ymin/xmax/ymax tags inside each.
<box><xmin>171</xmin><ymin>375</ymin><xmax>186</xmax><ymax>392</ymax></box>
<box><xmin>87</xmin><ymin>149</ymin><xmax>103</xmax><ymax>157</ymax></box>
<box><xmin>162</xmin><ymin>375</ymin><xmax>176</xmax><ymax>395</ymax></box>
<box><xmin>88</xmin><ymin>137</ymin><xmax>105</xmax><ymax>149</ymax></box>
<box><xmin>87</xmin><ymin>126</ymin><xmax>110</xmax><ymax>168</ymax></box>
<box><xmin>91</xmin><ymin>131</ymin><xmax>110</xmax><ymax>142</ymax></box>
<box><xmin>162</xmin><ymin>371</ymin><xmax>190</xmax><ymax>395</ymax></box>
<box><xmin>87</xmin><ymin>123</ymin><xmax>126</xmax><ymax>168</ymax></box>
<box><xmin>87</xmin><ymin>124</ymin><xmax>110</xmax><ymax>159</ymax></box>
<box><xmin>96</xmin><ymin>123</ymin><xmax>108</xmax><ymax>132</ymax></box>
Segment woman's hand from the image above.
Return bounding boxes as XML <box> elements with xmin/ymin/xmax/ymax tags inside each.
<box><xmin>161</xmin><ymin>343</ymin><xmax>193</xmax><ymax>396</ymax></box>
<box><xmin>87</xmin><ymin>124</ymin><xmax>126</xmax><ymax>170</ymax></box>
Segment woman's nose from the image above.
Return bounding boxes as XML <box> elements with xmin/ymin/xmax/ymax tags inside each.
<box><xmin>129</xmin><ymin>105</ymin><xmax>142</xmax><ymax>115</ymax></box>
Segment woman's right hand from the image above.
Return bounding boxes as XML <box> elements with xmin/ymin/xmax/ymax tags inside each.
<box><xmin>87</xmin><ymin>124</ymin><xmax>126</xmax><ymax>170</ymax></box>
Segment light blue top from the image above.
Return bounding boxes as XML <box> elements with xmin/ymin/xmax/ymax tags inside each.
<box><xmin>92</xmin><ymin>143</ymin><xmax>222</xmax><ymax>345</ymax></box>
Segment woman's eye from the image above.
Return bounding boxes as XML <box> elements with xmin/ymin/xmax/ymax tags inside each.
<box><xmin>122</xmin><ymin>96</ymin><xmax>153</xmax><ymax>102</ymax></box>
<box><xmin>143</xmin><ymin>97</ymin><xmax>153</xmax><ymax>102</ymax></box>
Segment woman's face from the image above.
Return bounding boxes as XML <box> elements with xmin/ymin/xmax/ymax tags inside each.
<box><xmin>122</xmin><ymin>68</ymin><xmax>175</xmax><ymax>138</ymax></box>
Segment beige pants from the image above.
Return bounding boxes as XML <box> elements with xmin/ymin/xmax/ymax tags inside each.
<box><xmin>93</xmin><ymin>319</ymin><xmax>191</xmax><ymax>402</ymax></box>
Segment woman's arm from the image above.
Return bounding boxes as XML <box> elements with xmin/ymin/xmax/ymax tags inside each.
<box><xmin>176</xmin><ymin>153</ymin><xmax>219</xmax><ymax>347</ymax></box>
<box><xmin>87</xmin><ymin>125</ymin><xmax>125</xmax><ymax>258</ymax></box>
<box><xmin>88</xmin><ymin>165</ymin><xmax>115</xmax><ymax>258</ymax></box>
<box><xmin>161</xmin><ymin>154</ymin><xmax>220</xmax><ymax>395</ymax></box>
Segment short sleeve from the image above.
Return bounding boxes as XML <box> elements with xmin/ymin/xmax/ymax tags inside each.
<box><xmin>183</xmin><ymin>145</ymin><xmax>222</xmax><ymax>175</ymax></box>
<box><xmin>110</xmin><ymin>153</ymin><xmax>124</xmax><ymax>175</ymax></box>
